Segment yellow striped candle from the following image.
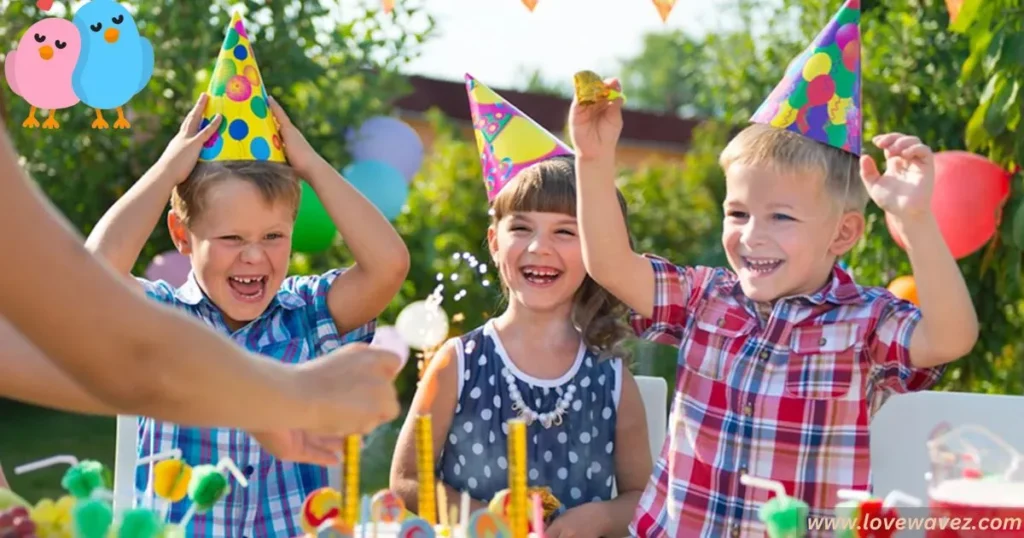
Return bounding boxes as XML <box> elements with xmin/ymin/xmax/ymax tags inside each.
<box><xmin>343</xmin><ymin>435</ymin><xmax>360</xmax><ymax>525</ymax></box>
<box><xmin>507</xmin><ymin>419</ymin><xmax>528</xmax><ymax>538</ymax></box>
<box><xmin>416</xmin><ymin>414</ymin><xmax>437</xmax><ymax>524</ymax></box>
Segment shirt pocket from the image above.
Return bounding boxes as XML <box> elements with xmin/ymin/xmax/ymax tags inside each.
<box><xmin>785</xmin><ymin>323</ymin><xmax>861</xmax><ymax>399</ymax></box>
<box><xmin>685</xmin><ymin>302</ymin><xmax>756</xmax><ymax>381</ymax></box>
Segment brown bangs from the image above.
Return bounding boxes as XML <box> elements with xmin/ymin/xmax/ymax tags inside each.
<box><xmin>490</xmin><ymin>157</ymin><xmax>577</xmax><ymax>221</ymax></box>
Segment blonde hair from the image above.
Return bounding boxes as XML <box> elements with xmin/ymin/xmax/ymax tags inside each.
<box><xmin>719</xmin><ymin>123</ymin><xmax>866</xmax><ymax>211</ymax></box>
<box><xmin>490</xmin><ymin>157</ymin><xmax>633</xmax><ymax>360</ymax></box>
<box><xmin>171</xmin><ymin>161</ymin><xmax>301</xmax><ymax>227</ymax></box>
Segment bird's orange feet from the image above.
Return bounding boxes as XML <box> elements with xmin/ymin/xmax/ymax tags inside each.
<box><xmin>42</xmin><ymin>113</ymin><xmax>60</xmax><ymax>130</ymax></box>
<box><xmin>22</xmin><ymin>106</ymin><xmax>40</xmax><ymax>128</ymax></box>
<box><xmin>113</xmin><ymin>106</ymin><xmax>131</xmax><ymax>129</ymax></box>
<box><xmin>91</xmin><ymin>109</ymin><xmax>109</xmax><ymax>129</ymax></box>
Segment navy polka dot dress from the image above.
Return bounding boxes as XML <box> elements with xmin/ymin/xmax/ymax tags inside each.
<box><xmin>437</xmin><ymin>321</ymin><xmax>622</xmax><ymax>509</ymax></box>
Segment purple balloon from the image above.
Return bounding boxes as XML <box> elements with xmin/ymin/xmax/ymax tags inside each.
<box><xmin>346</xmin><ymin>116</ymin><xmax>424</xmax><ymax>183</ymax></box>
<box><xmin>144</xmin><ymin>250</ymin><xmax>191</xmax><ymax>288</ymax></box>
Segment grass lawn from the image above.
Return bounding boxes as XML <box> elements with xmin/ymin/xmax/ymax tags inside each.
<box><xmin>0</xmin><ymin>399</ymin><xmax>398</xmax><ymax>503</ymax></box>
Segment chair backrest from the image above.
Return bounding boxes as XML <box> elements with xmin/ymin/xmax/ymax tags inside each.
<box><xmin>635</xmin><ymin>375</ymin><xmax>668</xmax><ymax>464</ymax></box>
<box><xmin>870</xmin><ymin>390</ymin><xmax>1024</xmax><ymax>500</ymax></box>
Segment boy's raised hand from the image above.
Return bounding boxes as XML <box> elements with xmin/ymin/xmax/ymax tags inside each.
<box><xmin>569</xmin><ymin>78</ymin><xmax>624</xmax><ymax>161</ymax></box>
<box><xmin>268</xmin><ymin>96</ymin><xmax>321</xmax><ymax>177</ymax></box>
<box><xmin>155</xmin><ymin>93</ymin><xmax>222</xmax><ymax>184</ymax></box>
<box><xmin>860</xmin><ymin>133</ymin><xmax>935</xmax><ymax>223</ymax></box>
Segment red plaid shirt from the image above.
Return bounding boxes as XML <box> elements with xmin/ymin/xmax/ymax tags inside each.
<box><xmin>628</xmin><ymin>255</ymin><xmax>945</xmax><ymax>538</ymax></box>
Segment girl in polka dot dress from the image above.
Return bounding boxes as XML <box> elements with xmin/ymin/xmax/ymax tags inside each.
<box><xmin>390</xmin><ymin>157</ymin><xmax>653</xmax><ymax>538</ymax></box>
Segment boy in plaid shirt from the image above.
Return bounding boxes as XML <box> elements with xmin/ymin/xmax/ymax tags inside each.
<box><xmin>568</xmin><ymin>2</ymin><xmax>978</xmax><ymax>536</ymax></box>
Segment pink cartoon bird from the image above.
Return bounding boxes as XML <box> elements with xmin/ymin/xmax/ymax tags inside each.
<box><xmin>5</xmin><ymin>18</ymin><xmax>82</xmax><ymax>129</ymax></box>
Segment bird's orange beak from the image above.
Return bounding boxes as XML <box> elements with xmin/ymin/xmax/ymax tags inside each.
<box><xmin>104</xmin><ymin>27</ymin><xmax>119</xmax><ymax>43</ymax></box>
<box><xmin>38</xmin><ymin>45</ymin><xmax>54</xmax><ymax>60</ymax></box>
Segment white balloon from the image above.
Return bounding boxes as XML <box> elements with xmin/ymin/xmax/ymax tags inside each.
<box><xmin>395</xmin><ymin>300</ymin><xmax>449</xmax><ymax>350</ymax></box>
<box><xmin>370</xmin><ymin>325</ymin><xmax>410</xmax><ymax>368</ymax></box>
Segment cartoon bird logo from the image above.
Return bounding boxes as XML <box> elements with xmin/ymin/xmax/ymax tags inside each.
<box><xmin>4</xmin><ymin>18</ymin><xmax>82</xmax><ymax>129</ymax></box>
<box><xmin>71</xmin><ymin>0</ymin><xmax>153</xmax><ymax>129</ymax></box>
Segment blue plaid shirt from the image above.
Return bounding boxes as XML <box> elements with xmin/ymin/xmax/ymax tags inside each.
<box><xmin>133</xmin><ymin>268</ymin><xmax>374</xmax><ymax>538</ymax></box>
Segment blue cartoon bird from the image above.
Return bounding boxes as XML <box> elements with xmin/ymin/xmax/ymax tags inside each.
<box><xmin>71</xmin><ymin>0</ymin><xmax>153</xmax><ymax>129</ymax></box>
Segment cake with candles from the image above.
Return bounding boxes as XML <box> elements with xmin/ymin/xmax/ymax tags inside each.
<box><xmin>296</xmin><ymin>416</ymin><xmax>556</xmax><ymax>538</ymax></box>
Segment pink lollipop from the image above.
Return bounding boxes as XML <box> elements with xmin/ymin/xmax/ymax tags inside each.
<box><xmin>371</xmin><ymin>326</ymin><xmax>410</xmax><ymax>369</ymax></box>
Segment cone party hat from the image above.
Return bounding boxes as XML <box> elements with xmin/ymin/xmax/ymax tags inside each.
<box><xmin>465</xmin><ymin>74</ymin><xmax>573</xmax><ymax>201</ymax></box>
<box><xmin>199</xmin><ymin>11</ymin><xmax>285</xmax><ymax>163</ymax></box>
<box><xmin>750</xmin><ymin>0</ymin><xmax>861</xmax><ymax>155</ymax></box>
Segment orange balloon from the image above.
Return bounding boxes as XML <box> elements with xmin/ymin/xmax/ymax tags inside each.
<box><xmin>887</xmin><ymin>276</ymin><xmax>918</xmax><ymax>305</ymax></box>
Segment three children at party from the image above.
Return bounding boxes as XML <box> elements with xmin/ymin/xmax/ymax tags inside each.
<box><xmin>85</xmin><ymin>3</ymin><xmax>976</xmax><ymax>537</ymax></box>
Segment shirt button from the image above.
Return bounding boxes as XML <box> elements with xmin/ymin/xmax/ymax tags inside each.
<box><xmin>243</xmin><ymin>465</ymin><xmax>255</xmax><ymax>477</ymax></box>
<box><xmin>717</xmin><ymin>317</ymin><xmax>725</xmax><ymax>327</ymax></box>
<box><xmin>758</xmin><ymin>350</ymin><xmax>769</xmax><ymax>360</ymax></box>
<box><xmin>819</xmin><ymin>336</ymin><xmax>828</xmax><ymax>346</ymax></box>
<box><xmin>744</xmin><ymin>403</ymin><xmax>753</xmax><ymax>416</ymax></box>
<box><xmin>731</xmin><ymin>525</ymin><xmax>741</xmax><ymax>537</ymax></box>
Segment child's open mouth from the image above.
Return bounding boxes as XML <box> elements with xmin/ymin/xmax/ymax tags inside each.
<box><xmin>743</xmin><ymin>257</ymin><xmax>783</xmax><ymax>276</ymax></box>
<box><xmin>520</xmin><ymin>266</ymin><xmax>562</xmax><ymax>287</ymax></box>
<box><xmin>228</xmin><ymin>275</ymin><xmax>267</xmax><ymax>302</ymax></box>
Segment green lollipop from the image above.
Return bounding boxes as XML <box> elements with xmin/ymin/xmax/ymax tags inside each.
<box><xmin>72</xmin><ymin>498</ymin><xmax>113</xmax><ymax>538</ymax></box>
<box><xmin>119</xmin><ymin>507</ymin><xmax>162</xmax><ymax>538</ymax></box>
<box><xmin>62</xmin><ymin>460</ymin><xmax>110</xmax><ymax>499</ymax></box>
<box><xmin>178</xmin><ymin>458</ymin><xmax>249</xmax><ymax>529</ymax></box>
<box><xmin>740</xmin><ymin>474</ymin><xmax>808</xmax><ymax>538</ymax></box>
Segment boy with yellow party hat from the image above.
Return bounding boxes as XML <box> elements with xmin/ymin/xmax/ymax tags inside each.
<box><xmin>85</xmin><ymin>11</ymin><xmax>409</xmax><ymax>537</ymax></box>
<box><xmin>389</xmin><ymin>74</ymin><xmax>652</xmax><ymax>538</ymax></box>
<box><xmin>569</xmin><ymin>1</ymin><xmax>978</xmax><ymax>536</ymax></box>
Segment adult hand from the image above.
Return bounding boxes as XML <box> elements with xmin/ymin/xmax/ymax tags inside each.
<box><xmin>293</xmin><ymin>343</ymin><xmax>403</xmax><ymax>436</ymax></box>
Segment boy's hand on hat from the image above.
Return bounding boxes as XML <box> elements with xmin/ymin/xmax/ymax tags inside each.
<box><xmin>248</xmin><ymin>430</ymin><xmax>344</xmax><ymax>466</ymax></box>
<box><xmin>569</xmin><ymin>78</ymin><xmax>624</xmax><ymax>161</ymax></box>
<box><xmin>156</xmin><ymin>93</ymin><xmax>222</xmax><ymax>184</ymax></box>
<box><xmin>296</xmin><ymin>342</ymin><xmax>402</xmax><ymax>436</ymax></box>
<box><xmin>268</xmin><ymin>96</ymin><xmax>321</xmax><ymax>177</ymax></box>
<box><xmin>861</xmin><ymin>132</ymin><xmax>935</xmax><ymax>223</ymax></box>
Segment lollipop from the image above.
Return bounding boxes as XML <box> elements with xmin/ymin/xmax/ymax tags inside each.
<box><xmin>835</xmin><ymin>490</ymin><xmax>922</xmax><ymax>538</ymax></box>
<box><xmin>397</xmin><ymin>517</ymin><xmax>435</xmax><ymax>538</ymax></box>
<box><xmin>117</xmin><ymin>508</ymin><xmax>161</xmax><ymax>538</ymax></box>
<box><xmin>466</xmin><ymin>508</ymin><xmax>510</xmax><ymax>538</ymax></box>
<box><xmin>572</xmin><ymin>71</ymin><xmax>626</xmax><ymax>106</ymax></box>
<box><xmin>488</xmin><ymin>487</ymin><xmax>561</xmax><ymax>528</ymax></box>
<box><xmin>370</xmin><ymin>490</ymin><xmax>405</xmax><ymax>523</ymax></box>
<box><xmin>302</xmin><ymin>488</ymin><xmax>342</xmax><ymax>534</ymax></box>
<box><xmin>739</xmin><ymin>475</ymin><xmax>808</xmax><ymax>538</ymax></box>
<box><xmin>177</xmin><ymin>458</ymin><xmax>248</xmax><ymax>528</ymax></box>
<box><xmin>71</xmin><ymin>498</ymin><xmax>113</xmax><ymax>538</ymax></box>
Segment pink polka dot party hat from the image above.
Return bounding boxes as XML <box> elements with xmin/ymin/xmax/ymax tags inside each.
<box><xmin>750</xmin><ymin>0</ymin><xmax>862</xmax><ymax>155</ymax></box>
<box><xmin>198</xmin><ymin>10</ymin><xmax>285</xmax><ymax>163</ymax></box>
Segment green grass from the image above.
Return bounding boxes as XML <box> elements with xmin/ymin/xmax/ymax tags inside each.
<box><xmin>0</xmin><ymin>399</ymin><xmax>399</xmax><ymax>503</ymax></box>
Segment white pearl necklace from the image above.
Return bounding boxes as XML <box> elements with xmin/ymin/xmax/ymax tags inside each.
<box><xmin>503</xmin><ymin>368</ymin><xmax>576</xmax><ymax>428</ymax></box>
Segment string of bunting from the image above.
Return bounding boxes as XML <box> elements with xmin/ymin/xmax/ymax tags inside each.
<box><xmin>379</xmin><ymin>0</ymin><xmax>679</xmax><ymax>21</ymax></box>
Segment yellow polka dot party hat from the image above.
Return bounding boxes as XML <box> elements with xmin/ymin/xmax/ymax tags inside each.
<box><xmin>465</xmin><ymin>73</ymin><xmax>573</xmax><ymax>202</ymax></box>
<box><xmin>750</xmin><ymin>0</ymin><xmax>861</xmax><ymax>155</ymax></box>
<box><xmin>198</xmin><ymin>10</ymin><xmax>285</xmax><ymax>163</ymax></box>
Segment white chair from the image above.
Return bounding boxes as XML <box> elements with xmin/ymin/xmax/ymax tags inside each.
<box><xmin>870</xmin><ymin>391</ymin><xmax>1024</xmax><ymax>500</ymax></box>
<box><xmin>635</xmin><ymin>375</ymin><xmax>668</xmax><ymax>464</ymax></box>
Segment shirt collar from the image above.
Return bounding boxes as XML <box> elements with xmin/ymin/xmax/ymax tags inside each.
<box><xmin>719</xmin><ymin>263</ymin><xmax>867</xmax><ymax>308</ymax></box>
<box><xmin>173</xmin><ymin>272</ymin><xmax>307</xmax><ymax>310</ymax></box>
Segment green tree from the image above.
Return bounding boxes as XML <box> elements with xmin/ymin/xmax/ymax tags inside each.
<box><xmin>0</xmin><ymin>0</ymin><xmax>434</xmax><ymax>274</ymax></box>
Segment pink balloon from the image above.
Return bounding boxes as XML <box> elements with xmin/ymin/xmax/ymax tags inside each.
<box><xmin>144</xmin><ymin>251</ymin><xmax>191</xmax><ymax>288</ymax></box>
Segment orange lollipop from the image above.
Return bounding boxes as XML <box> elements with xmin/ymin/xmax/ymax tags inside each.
<box><xmin>301</xmin><ymin>488</ymin><xmax>341</xmax><ymax>534</ymax></box>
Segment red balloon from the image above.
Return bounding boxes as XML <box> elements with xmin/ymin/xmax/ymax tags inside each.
<box><xmin>886</xmin><ymin>151</ymin><xmax>1011</xmax><ymax>259</ymax></box>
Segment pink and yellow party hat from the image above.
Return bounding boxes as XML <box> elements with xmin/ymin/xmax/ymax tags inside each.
<box><xmin>465</xmin><ymin>74</ymin><xmax>573</xmax><ymax>202</ymax></box>
<box><xmin>750</xmin><ymin>0</ymin><xmax>861</xmax><ymax>155</ymax></box>
<box><xmin>198</xmin><ymin>11</ymin><xmax>285</xmax><ymax>163</ymax></box>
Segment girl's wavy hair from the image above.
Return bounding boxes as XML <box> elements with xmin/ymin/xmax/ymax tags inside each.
<box><xmin>489</xmin><ymin>156</ymin><xmax>634</xmax><ymax>360</ymax></box>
